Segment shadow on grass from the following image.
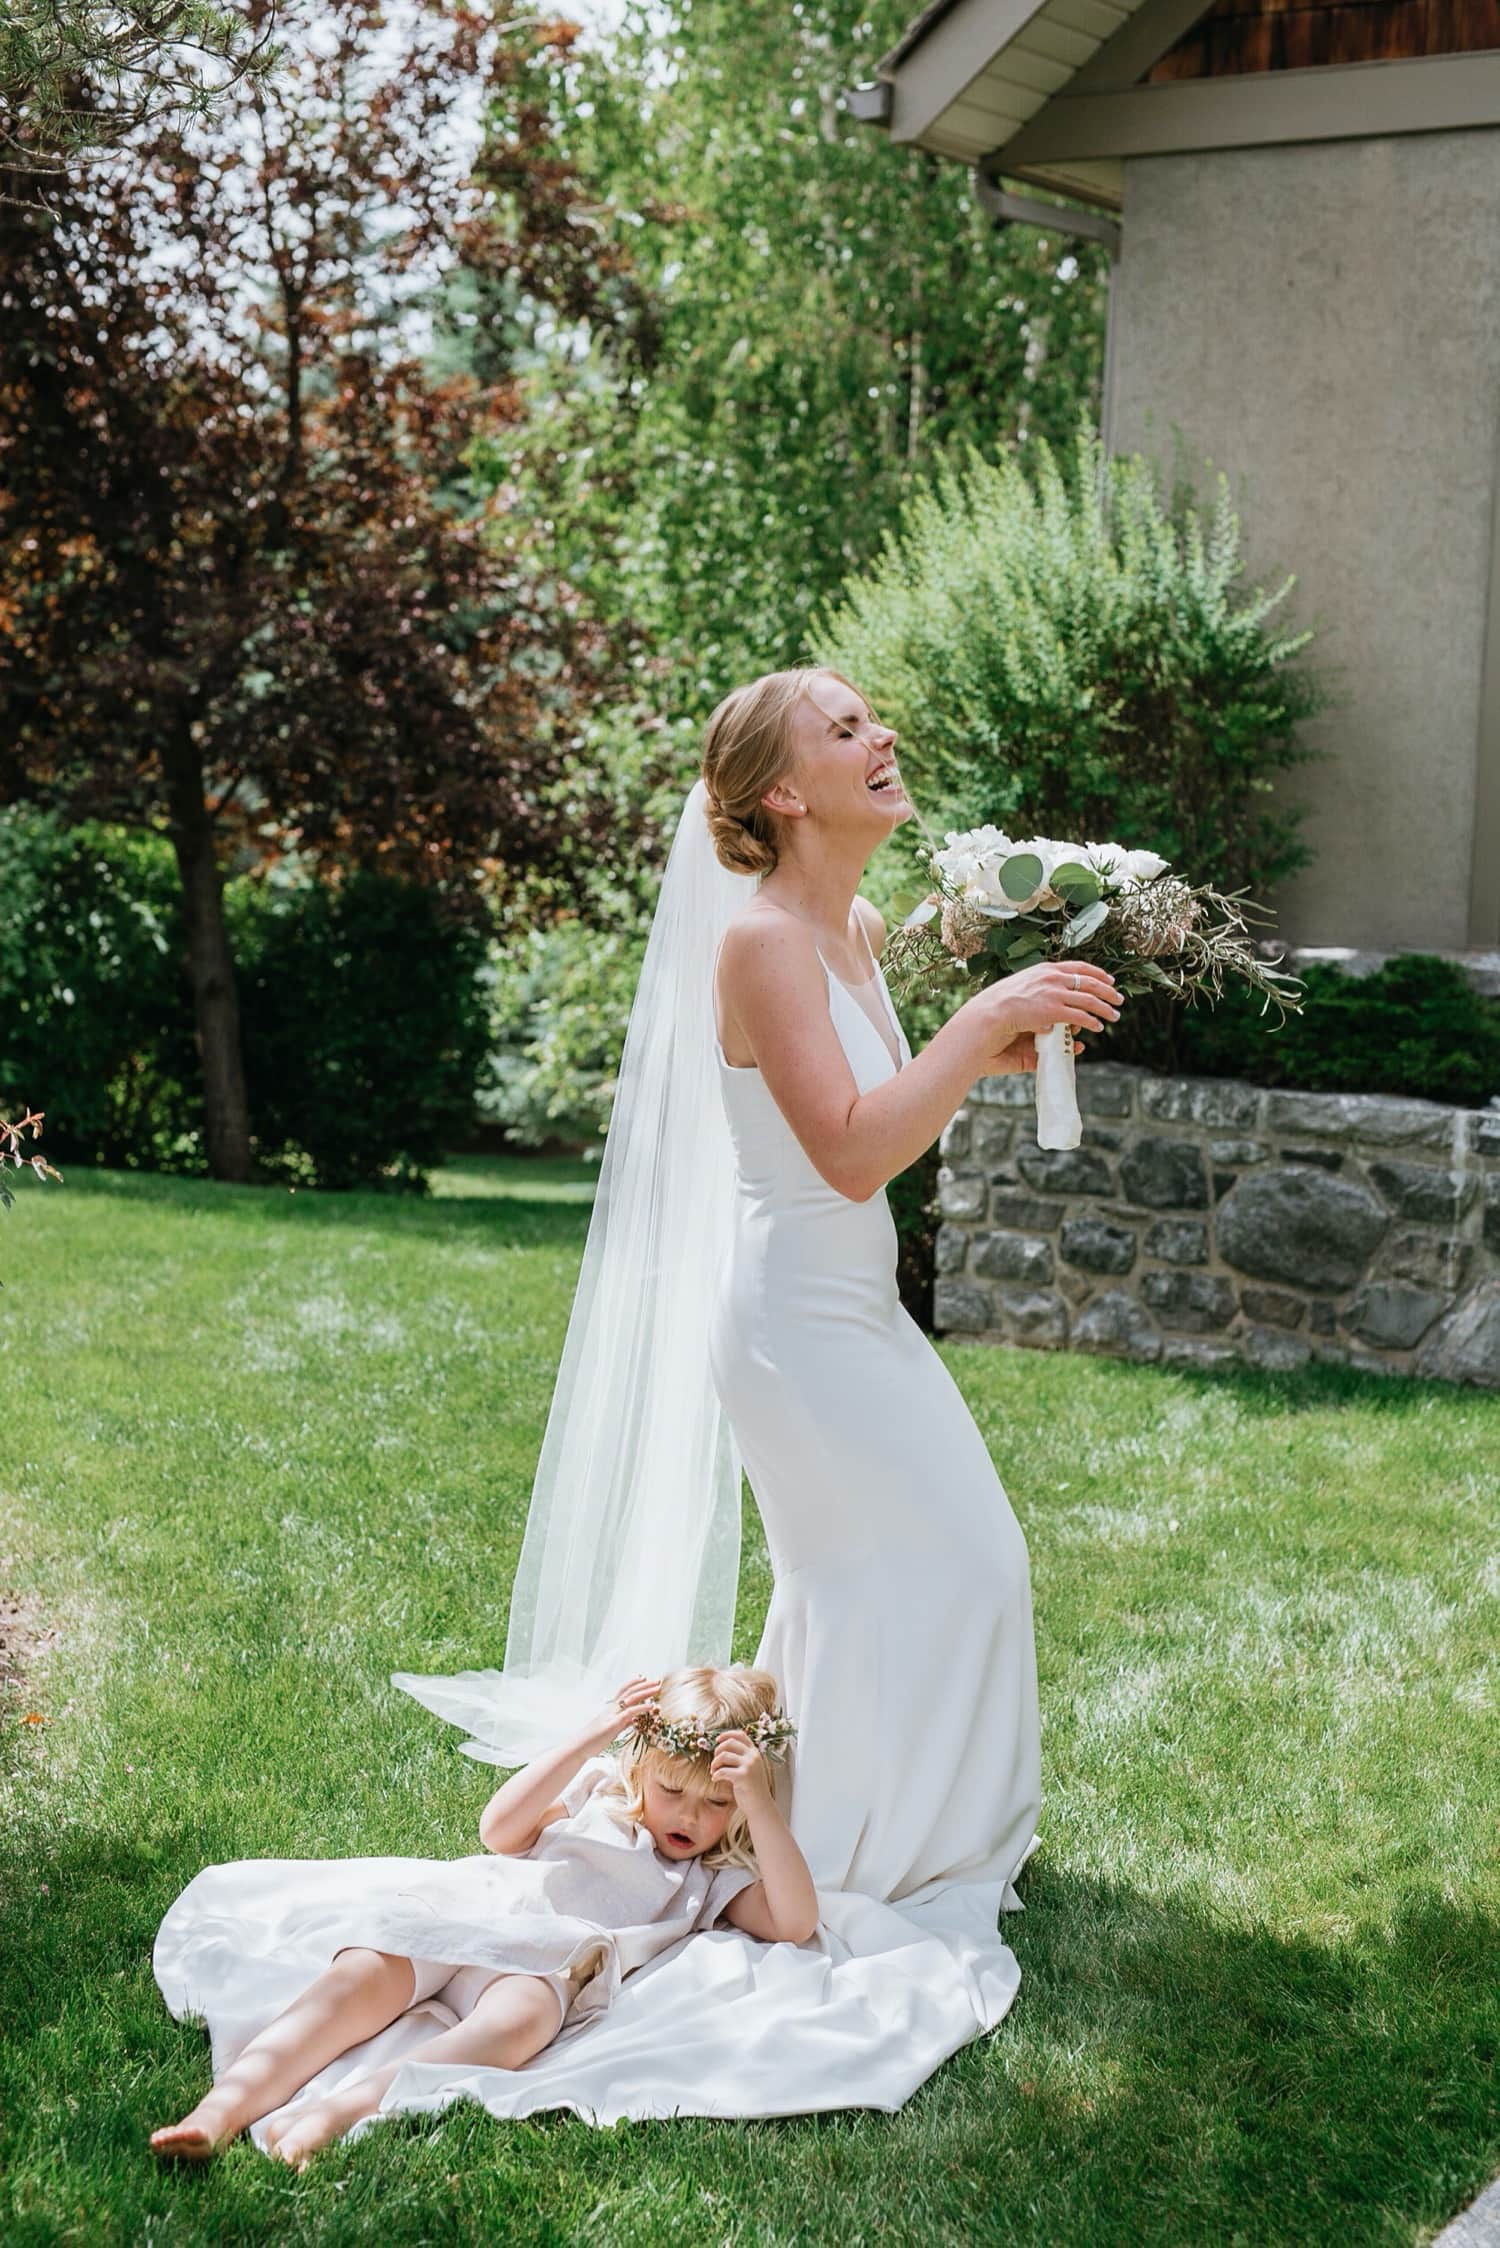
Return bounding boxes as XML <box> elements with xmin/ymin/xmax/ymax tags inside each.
<box><xmin>3</xmin><ymin>1830</ymin><xmax>1495</xmax><ymax>2247</ymax></box>
<box><xmin>945</xmin><ymin>1330</ymin><xmax>1500</xmax><ymax>1426</ymax></box>
<box><xmin>40</xmin><ymin>1157</ymin><xmax>599</xmax><ymax>1253</ymax></box>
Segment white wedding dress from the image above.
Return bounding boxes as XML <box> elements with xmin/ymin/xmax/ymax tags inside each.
<box><xmin>153</xmin><ymin>913</ymin><xmax>1042</xmax><ymax>2142</ymax></box>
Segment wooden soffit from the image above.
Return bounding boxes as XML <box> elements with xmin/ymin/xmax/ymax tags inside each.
<box><xmin>854</xmin><ymin>0</ymin><xmax>1500</xmax><ymax>210</ymax></box>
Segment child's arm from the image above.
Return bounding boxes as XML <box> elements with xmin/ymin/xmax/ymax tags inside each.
<box><xmin>709</xmin><ymin>1732</ymin><xmax>819</xmax><ymax>1945</ymax></box>
<box><xmin>478</xmin><ymin>1674</ymin><xmax>660</xmax><ymax>1855</ymax></box>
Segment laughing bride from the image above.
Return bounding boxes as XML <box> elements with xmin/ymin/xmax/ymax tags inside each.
<box><xmin>153</xmin><ymin>665</ymin><xmax>1124</xmax><ymax>2145</ymax></box>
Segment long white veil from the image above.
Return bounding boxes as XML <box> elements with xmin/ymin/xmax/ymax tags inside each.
<box><xmin>392</xmin><ymin>777</ymin><xmax>761</xmax><ymax>1764</ymax></box>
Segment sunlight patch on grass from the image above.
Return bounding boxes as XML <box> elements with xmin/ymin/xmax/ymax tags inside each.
<box><xmin>1051</xmin><ymin>1501</ymin><xmax>1188</xmax><ymax>1546</ymax></box>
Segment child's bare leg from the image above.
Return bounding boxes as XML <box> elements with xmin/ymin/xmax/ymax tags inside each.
<box><xmin>149</xmin><ymin>1948</ymin><xmax>417</xmax><ymax>2160</ymax></box>
<box><xmin>263</xmin><ymin>1972</ymin><xmax>563</xmax><ymax>2169</ymax></box>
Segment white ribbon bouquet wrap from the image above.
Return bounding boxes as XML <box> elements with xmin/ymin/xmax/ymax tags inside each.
<box><xmin>895</xmin><ymin>827</ymin><xmax>1302</xmax><ymax>1149</ymax></box>
<box><xmin>1033</xmin><ymin>1021</ymin><xmax>1081</xmax><ymax>1152</ymax></box>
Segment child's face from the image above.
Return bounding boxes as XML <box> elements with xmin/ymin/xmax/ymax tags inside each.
<box><xmin>639</xmin><ymin>1754</ymin><xmax>735</xmax><ymax>1859</ymax></box>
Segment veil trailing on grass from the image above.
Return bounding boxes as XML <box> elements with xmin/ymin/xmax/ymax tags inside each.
<box><xmin>392</xmin><ymin>778</ymin><xmax>761</xmax><ymax>1764</ymax></box>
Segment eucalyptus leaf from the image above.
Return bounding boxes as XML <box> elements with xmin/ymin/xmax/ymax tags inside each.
<box><xmin>999</xmin><ymin>852</ymin><xmax>1044</xmax><ymax>902</ymax></box>
<box><xmin>1049</xmin><ymin>861</ymin><xmax>1100</xmax><ymax>907</ymax></box>
<box><xmin>1061</xmin><ymin>899</ymin><xmax>1109</xmax><ymax>946</ymax></box>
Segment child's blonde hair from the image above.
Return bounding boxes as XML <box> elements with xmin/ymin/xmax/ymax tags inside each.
<box><xmin>601</xmin><ymin>1662</ymin><xmax>787</xmax><ymax>1873</ymax></box>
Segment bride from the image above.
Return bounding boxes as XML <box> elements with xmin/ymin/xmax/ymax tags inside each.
<box><xmin>701</xmin><ymin>670</ymin><xmax>1117</xmax><ymax>1913</ymax></box>
<box><xmin>154</xmin><ymin>665</ymin><xmax>1123</xmax><ymax>2141</ymax></box>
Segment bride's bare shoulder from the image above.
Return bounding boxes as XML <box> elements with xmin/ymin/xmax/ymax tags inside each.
<box><xmin>718</xmin><ymin>902</ymin><xmax>818</xmax><ymax>989</ymax></box>
<box><xmin>715</xmin><ymin>905</ymin><xmax>825</xmax><ymax>1050</ymax></box>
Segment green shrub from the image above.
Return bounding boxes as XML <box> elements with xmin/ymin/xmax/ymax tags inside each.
<box><xmin>0</xmin><ymin>807</ymin><xmax>203</xmax><ymax>1169</ymax></box>
<box><xmin>0</xmin><ymin>808</ymin><xmax>492</xmax><ymax>1187</ymax></box>
<box><xmin>814</xmin><ymin>415</ymin><xmax>1327</xmax><ymax>910</ymax></box>
<box><xmin>478</xmin><ymin>916</ymin><xmax>647</xmax><ymax>1154</ymax></box>
<box><xmin>1156</xmin><ymin>953</ymin><xmax>1500</xmax><ymax>1108</ymax></box>
<box><xmin>229</xmin><ymin>873</ymin><xmax>491</xmax><ymax>1190</ymax></box>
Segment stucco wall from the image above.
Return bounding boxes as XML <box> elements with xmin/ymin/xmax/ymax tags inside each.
<box><xmin>1105</xmin><ymin>130</ymin><xmax>1500</xmax><ymax>951</ymax></box>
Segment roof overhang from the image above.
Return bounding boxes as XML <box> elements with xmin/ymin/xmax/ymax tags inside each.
<box><xmin>847</xmin><ymin>0</ymin><xmax>1500</xmax><ymax>213</ymax></box>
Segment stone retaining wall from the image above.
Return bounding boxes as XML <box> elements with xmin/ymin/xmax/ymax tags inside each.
<box><xmin>933</xmin><ymin>1065</ymin><xmax>1500</xmax><ymax>1388</ymax></box>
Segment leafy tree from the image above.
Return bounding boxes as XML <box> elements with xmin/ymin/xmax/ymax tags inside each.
<box><xmin>452</xmin><ymin>0</ymin><xmax>1112</xmax><ymax>696</ymax></box>
<box><xmin>0</xmin><ymin>0</ymin><xmax>279</xmax><ymax>196</ymax></box>
<box><xmin>0</xmin><ymin>0</ymin><xmax>635</xmax><ymax>1181</ymax></box>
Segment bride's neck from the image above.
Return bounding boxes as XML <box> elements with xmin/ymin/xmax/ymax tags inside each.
<box><xmin>756</xmin><ymin>836</ymin><xmax>871</xmax><ymax>950</ymax></box>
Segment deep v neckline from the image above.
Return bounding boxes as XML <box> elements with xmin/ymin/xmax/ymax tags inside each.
<box><xmin>814</xmin><ymin>919</ymin><xmax>905</xmax><ymax>1075</ymax></box>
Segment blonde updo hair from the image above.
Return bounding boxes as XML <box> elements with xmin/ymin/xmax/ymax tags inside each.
<box><xmin>701</xmin><ymin>665</ymin><xmax>868</xmax><ymax>879</ymax></box>
<box><xmin>601</xmin><ymin>1661</ymin><xmax>787</xmax><ymax>1873</ymax></box>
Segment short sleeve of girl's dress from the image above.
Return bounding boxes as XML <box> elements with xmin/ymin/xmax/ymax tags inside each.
<box><xmin>701</xmin><ymin>1862</ymin><xmax>762</xmax><ymax>1927</ymax></box>
<box><xmin>558</xmin><ymin>1753</ymin><xmax>619</xmax><ymax>1818</ymax></box>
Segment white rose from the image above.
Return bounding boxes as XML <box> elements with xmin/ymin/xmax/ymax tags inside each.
<box><xmin>934</xmin><ymin>844</ymin><xmax>982</xmax><ymax>890</ymax></box>
<box><xmin>1118</xmin><ymin>847</ymin><xmax>1170</xmax><ymax>886</ymax></box>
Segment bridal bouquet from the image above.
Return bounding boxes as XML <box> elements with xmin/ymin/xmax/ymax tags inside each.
<box><xmin>885</xmin><ymin>828</ymin><xmax>1303</xmax><ymax>1150</ymax></box>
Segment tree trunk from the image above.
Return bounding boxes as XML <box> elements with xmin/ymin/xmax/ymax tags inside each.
<box><xmin>163</xmin><ymin>747</ymin><xmax>255</xmax><ymax>1183</ymax></box>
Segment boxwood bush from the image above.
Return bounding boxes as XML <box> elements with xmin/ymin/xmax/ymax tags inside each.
<box><xmin>1151</xmin><ymin>953</ymin><xmax>1500</xmax><ymax>1108</ymax></box>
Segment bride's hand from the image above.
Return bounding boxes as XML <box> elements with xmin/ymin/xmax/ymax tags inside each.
<box><xmin>964</xmin><ymin>959</ymin><xmax>1121</xmax><ymax>1072</ymax></box>
<box><xmin>987</xmin><ymin>1031</ymin><xmax>1039</xmax><ymax>1075</ymax></box>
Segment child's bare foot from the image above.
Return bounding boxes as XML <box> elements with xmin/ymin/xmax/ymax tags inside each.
<box><xmin>149</xmin><ymin>2100</ymin><xmax>239</xmax><ymax>2161</ymax></box>
<box><xmin>263</xmin><ymin>2078</ymin><xmax>380</xmax><ymax>2169</ymax></box>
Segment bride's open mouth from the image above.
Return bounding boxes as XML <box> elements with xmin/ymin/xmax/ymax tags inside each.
<box><xmin>866</xmin><ymin>761</ymin><xmax>904</xmax><ymax>799</ymax></box>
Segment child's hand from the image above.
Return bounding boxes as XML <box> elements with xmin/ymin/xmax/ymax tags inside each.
<box><xmin>710</xmin><ymin>1729</ymin><xmax>773</xmax><ymax>1810</ymax></box>
<box><xmin>587</xmin><ymin>1674</ymin><xmax>661</xmax><ymax>1748</ymax></box>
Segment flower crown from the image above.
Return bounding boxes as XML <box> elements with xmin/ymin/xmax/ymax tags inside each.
<box><xmin>615</xmin><ymin>1701</ymin><xmax>798</xmax><ymax>1765</ymax></box>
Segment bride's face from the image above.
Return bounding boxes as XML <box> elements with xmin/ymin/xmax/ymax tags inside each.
<box><xmin>639</xmin><ymin>1755</ymin><xmax>736</xmax><ymax>1859</ymax></box>
<box><xmin>769</xmin><ymin>674</ymin><xmax>911</xmax><ymax>840</ymax></box>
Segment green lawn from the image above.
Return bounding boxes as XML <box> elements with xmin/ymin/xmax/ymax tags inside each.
<box><xmin>2</xmin><ymin>1158</ymin><xmax>1497</xmax><ymax>2247</ymax></box>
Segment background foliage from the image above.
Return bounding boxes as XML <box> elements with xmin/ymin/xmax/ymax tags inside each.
<box><xmin>1166</xmin><ymin>954</ymin><xmax>1500</xmax><ymax>1108</ymax></box>
<box><xmin>456</xmin><ymin>0</ymin><xmax>1113</xmax><ymax>692</ymax></box>
<box><xmin>815</xmin><ymin>418</ymin><xmax>1325</xmax><ymax>905</ymax></box>
<box><xmin>0</xmin><ymin>808</ymin><xmax>490</xmax><ymax>1189</ymax></box>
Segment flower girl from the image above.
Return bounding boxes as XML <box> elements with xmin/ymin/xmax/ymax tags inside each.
<box><xmin>149</xmin><ymin>1664</ymin><xmax>815</xmax><ymax>2168</ymax></box>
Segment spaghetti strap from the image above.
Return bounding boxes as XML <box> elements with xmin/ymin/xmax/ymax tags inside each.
<box><xmin>852</xmin><ymin>907</ymin><xmax>905</xmax><ymax>1070</ymax></box>
<box><xmin>854</xmin><ymin>909</ymin><xmax>879</xmax><ymax>979</ymax></box>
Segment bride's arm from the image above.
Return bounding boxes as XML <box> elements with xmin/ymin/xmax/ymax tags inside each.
<box><xmin>719</xmin><ymin>917</ymin><xmax>1120</xmax><ymax>1205</ymax></box>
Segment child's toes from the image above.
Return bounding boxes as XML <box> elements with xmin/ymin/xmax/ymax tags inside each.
<box><xmin>266</xmin><ymin>2098</ymin><xmax>339</xmax><ymax>2167</ymax></box>
<box><xmin>149</xmin><ymin>2120</ymin><xmax>217</xmax><ymax>2162</ymax></box>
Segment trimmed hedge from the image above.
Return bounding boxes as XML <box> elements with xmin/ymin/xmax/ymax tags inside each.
<box><xmin>1104</xmin><ymin>953</ymin><xmax>1500</xmax><ymax>1109</ymax></box>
